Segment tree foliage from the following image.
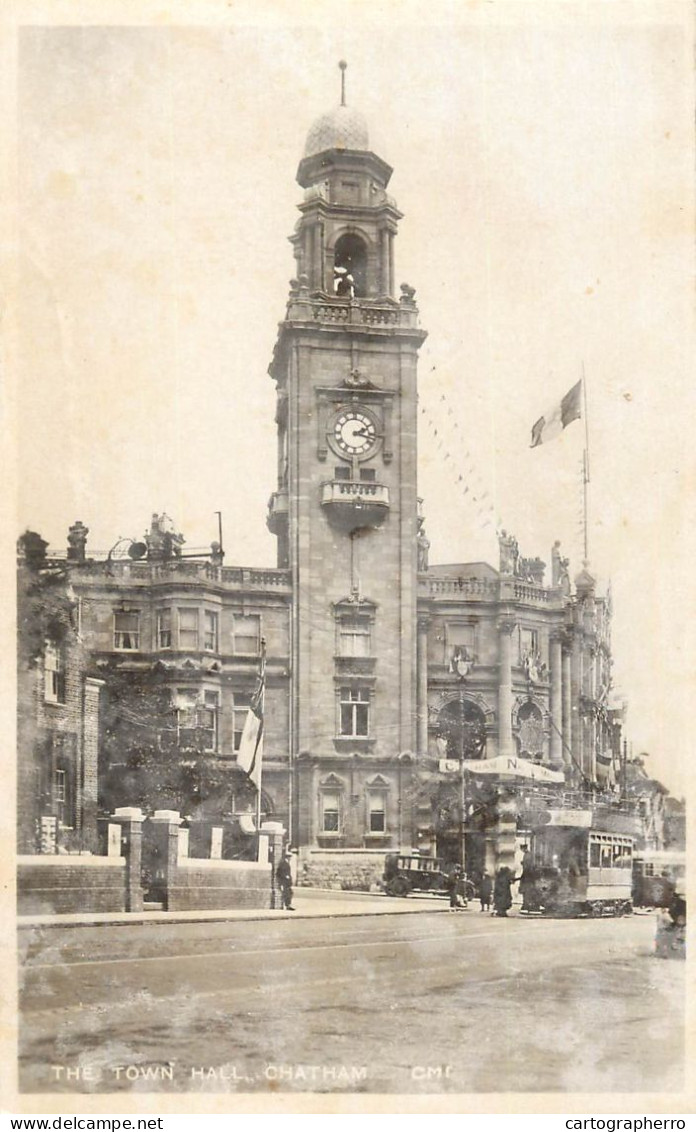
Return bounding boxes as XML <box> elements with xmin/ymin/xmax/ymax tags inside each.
<box><xmin>98</xmin><ymin>665</ymin><xmax>254</xmax><ymax>817</ymax></box>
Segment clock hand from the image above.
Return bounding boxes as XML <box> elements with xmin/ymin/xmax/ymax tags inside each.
<box><xmin>354</xmin><ymin>428</ymin><xmax>384</xmax><ymax>438</ymax></box>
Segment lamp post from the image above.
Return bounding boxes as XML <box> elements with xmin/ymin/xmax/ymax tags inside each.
<box><xmin>459</xmin><ymin>692</ymin><xmax>467</xmax><ymax>872</ymax></box>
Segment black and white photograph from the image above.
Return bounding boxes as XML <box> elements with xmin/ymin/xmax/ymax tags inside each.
<box><xmin>6</xmin><ymin>0</ymin><xmax>692</xmax><ymax>1115</ymax></box>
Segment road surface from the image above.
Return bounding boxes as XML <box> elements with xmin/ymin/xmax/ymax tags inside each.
<box><xmin>18</xmin><ymin>907</ymin><xmax>684</xmax><ymax>1095</ymax></box>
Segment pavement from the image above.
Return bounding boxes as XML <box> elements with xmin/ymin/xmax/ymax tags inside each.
<box><xmin>17</xmin><ymin>886</ymin><xmax>453</xmax><ymax>929</ymax></box>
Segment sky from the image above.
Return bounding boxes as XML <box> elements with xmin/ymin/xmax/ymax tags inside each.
<box><xmin>12</xmin><ymin>2</ymin><xmax>694</xmax><ymax>795</ymax></box>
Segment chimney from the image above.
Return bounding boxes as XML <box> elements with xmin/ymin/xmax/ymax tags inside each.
<box><xmin>67</xmin><ymin>521</ymin><xmax>89</xmax><ymax>563</ymax></box>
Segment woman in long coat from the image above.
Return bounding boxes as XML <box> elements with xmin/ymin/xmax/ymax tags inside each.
<box><xmin>493</xmin><ymin>866</ymin><xmax>514</xmax><ymax>917</ymax></box>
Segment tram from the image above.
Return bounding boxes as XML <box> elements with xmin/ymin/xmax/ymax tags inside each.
<box><xmin>632</xmin><ymin>849</ymin><xmax>686</xmax><ymax>908</ymax></box>
<box><xmin>527</xmin><ymin>821</ymin><xmax>634</xmax><ymax>917</ymax></box>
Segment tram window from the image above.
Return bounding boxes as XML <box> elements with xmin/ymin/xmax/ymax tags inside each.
<box><xmin>600</xmin><ymin>844</ymin><xmax>612</xmax><ymax>867</ymax></box>
<box><xmin>590</xmin><ymin>842</ymin><xmax>601</xmax><ymax>868</ymax></box>
<box><xmin>613</xmin><ymin>843</ymin><xmax>623</xmax><ymax>864</ymax></box>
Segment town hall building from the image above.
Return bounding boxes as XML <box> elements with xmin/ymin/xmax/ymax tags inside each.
<box><xmin>17</xmin><ymin>79</ymin><xmax>628</xmax><ymax>888</ymax></box>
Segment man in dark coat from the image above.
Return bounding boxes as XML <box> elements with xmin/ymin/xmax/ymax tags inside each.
<box><xmin>275</xmin><ymin>848</ymin><xmax>295</xmax><ymax>911</ymax></box>
<box><xmin>518</xmin><ymin>845</ymin><xmax>537</xmax><ymax>912</ymax></box>
<box><xmin>493</xmin><ymin>866</ymin><xmax>514</xmax><ymax>917</ymax></box>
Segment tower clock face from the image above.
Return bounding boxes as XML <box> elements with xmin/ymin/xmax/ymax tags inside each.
<box><xmin>333</xmin><ymin>410</ymin><xmax>378</xmax><ymax>456</ymax></box>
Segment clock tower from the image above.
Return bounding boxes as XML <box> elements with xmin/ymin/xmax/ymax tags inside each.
<box><xmin>267</xmin><ymin>66</ymin><xmax>427</xmax><ymax>868</ymax></box>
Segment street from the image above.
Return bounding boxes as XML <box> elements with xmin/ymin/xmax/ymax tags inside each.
<box><xmin>18</xmin><ymin>904</ymin><xmax>684</xmax><ymax>1095</ymax></box>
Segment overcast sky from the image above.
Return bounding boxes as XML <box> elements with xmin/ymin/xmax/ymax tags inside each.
<box><xmin>13</xmin><ymin>2</ymin><xmax>694</xmax><ymax>794</ymax></box>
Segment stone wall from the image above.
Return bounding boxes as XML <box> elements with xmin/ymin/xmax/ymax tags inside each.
<box><xmin>298</xmin><ymin>851</ymin><xmax>386</xmax><ymax>892</ymax></box>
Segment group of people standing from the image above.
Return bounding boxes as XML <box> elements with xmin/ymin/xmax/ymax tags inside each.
<box><xmin>453</xmin><ymin>846</ymin><xmax>536</xmax><ymax>917</ymax></box>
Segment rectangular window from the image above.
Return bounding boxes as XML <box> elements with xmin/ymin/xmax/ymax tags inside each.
<box><xmin>114</xmin><ymin>611</ymin><xmax>140</xmax><ymax>651</ymax></box>
<box><xmin>321</xmin><ymin>791</ymin><xmax>340</xmax><ymax>833</ymax></box>
<box><xmin>448</xmin><ymin>623</ymin><xmax>475</xmax><ymax>651</ymax></box>
<box><xmin>590</xmin><ymin>841</ymin><xmax>601</xmax><ymax>868</ymax></box>
<box><xmin>54</xmin><ymin>767</ymin><xmax>66</xmax><ymax>804</ymax></box>
<box><xmin>198</xmin><ymin>691</ymin><xmax>219</xmax><ymax>751</ymax></box>
<box><xmin>44</xmin><ymin>642</ymin><xmax>65</xmax><ymax>703</ymax></box>
<box><xmin>339</xmin><ymin>687</ymin><xmax>370</xmax><ymax>737</ymax></box>
<box><xmin>368</xmin><ymin>792</ymin><xmax>386</xmax><ymax>833</ymax></box>
<box><xmin>53</xmin><ymin>756</ymin><xmax>75</xmax><ymax>828</ymax></box>
<box><xmin>339</xmin><ymin>618</ymin><xmax>371</xmax><ymax>657</ymax></box>
<box><xmin>359</xmin><ymin>467</ymin><xmax>376</xmax><ymax>482</ymax></box>
<box><xmin>204</xmin><ymin>610</ymin><xmax>219</xmax><ymax>652</ymax></box>
<box><xmin>519</xmin><ymin>627</ymin><xmax>539</xmax><ymax>662</ymax></box>
<box><xmin>233</xmin><ymin>692</ymin><xmax>251</xmax><ymax>751</ymax></box>
<box><xmin>175</xmin><ymin>689</ymin><xmax>198</xmax><ymax>747</ymax></box>
<box><xmin>600</xmin><ymin>843</ymin><xmax>612</xmax><ymax>868</ymax></box>
<box><xmin>157</xmin><ymin>609</ymin><xmax>172</xmax><ymax>650</ymax></box>
<box><xmin>178</xmin><ymin>608</ymin><xmax>199</xmax><ymax>651</ymax></box>
<box><xmin>233</xmin><ymin>615</ymin><xmax>261</xmax><ymax>655</ymax></box>
<box><xmin>334</xmin><ymin>466</ymin><xmax>351</xmax><ymax>480</ymax></box>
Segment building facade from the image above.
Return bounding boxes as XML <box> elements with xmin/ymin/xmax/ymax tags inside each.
<box><xmin>18</xmin><ymin>88</ymin><xmax>641</xmax><ymax>881</ymax></box>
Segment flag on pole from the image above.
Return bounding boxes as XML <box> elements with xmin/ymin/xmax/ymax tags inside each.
<box><xmin>530</xmin><ymin>379</ymin><xmax>582</xmax><ymax>447</ymax></box>
<box><xmin>236</xmin><ymin>642</ymin><xmax>265</xmax><ymax>790</ymax></box>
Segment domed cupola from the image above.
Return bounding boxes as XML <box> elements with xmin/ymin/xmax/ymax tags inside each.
<box><xmin>304</xmin><ymin>103</ymin><xmax>370</xmax><ymax>158</ymax></box>
<box><xmin>292</xmin><ymin>62</ymin><xmax>403</xmax><ymax>300</ymax></box>
<box><xmin>296</xmin><ymin>62</ymin><xmax>392</xmax><ymax>194</ymax></box>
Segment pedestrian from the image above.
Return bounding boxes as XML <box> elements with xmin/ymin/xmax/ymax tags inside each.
<box><xmin>493</xmin><ymin>866</ymin><xmax>514</xmax><ymax>917</ymax></box>
<box><xmin>275</xmin><ymin>847</ymin><xmax>295</xmax><ymax>911</ymax></box>
<box><xmin>446</xmin><ymin>865</ymin><xmax>462</xmax><ymax>911</ymax></box>
<box><xmin>518</xmin><ymin>844</ymin><xmax>536</xmax><ymax>912</ymax></box>
<box><xmin>479</xmin><ymin>871</ymin><xmax>492</xmax><ymax>913</ymax></box>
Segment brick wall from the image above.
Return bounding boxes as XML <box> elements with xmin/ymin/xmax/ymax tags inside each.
<box><xmin>18</xmin><ymin>856</ymin><xmax>127</xmax><ymax>915</ymax></box>
<box><xmin>168</xmin><ymin>859</ymin><xmax>272</xmax><ymax>911</ymax></box>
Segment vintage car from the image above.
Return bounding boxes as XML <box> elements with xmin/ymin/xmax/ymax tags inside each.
<box><xmin>383</xmin><ymin>853</ymin><xmax>475</xmax><ymax>902</ymax></box>
<box><xmin>633</xmin><ymin>849</ymin><xmax>686</xmax><ymax>909</ymax></box>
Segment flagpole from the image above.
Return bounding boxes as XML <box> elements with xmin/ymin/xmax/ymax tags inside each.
<box><xmin>255</xmin><ymin>638</ymin><xmax>266</xmax><ymax>850</ymax></box>
<box><xmin>582</xmin><ymin>364</ymin><xmax>590</xmax><ymax>565</ymax></box>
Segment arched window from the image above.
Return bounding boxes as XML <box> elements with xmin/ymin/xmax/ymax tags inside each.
<box><xmin>438</xmin><ymin>699</ymin><xmax>487</xmax><ymax>761</ymax></box>
<box><xmin>517</xmin><ymin>701</ymin><xmax>544</xmax><ymax>761</ymax></box>
<box><xmin>333</xmin><ymin>233</ymin><xmax>367</xmax><ymax>298</ymax></box>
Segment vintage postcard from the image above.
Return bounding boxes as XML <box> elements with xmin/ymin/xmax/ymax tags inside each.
<box><xmin>4</xmin><ymin>0</ymin><xmax>694</xmax><ymax>1117</ymax></box>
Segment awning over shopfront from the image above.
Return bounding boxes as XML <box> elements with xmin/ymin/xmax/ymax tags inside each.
<box><xmin>461</xmin><ymin>755</ymin><xmax>565</xmax><ymax>784</ymax></box>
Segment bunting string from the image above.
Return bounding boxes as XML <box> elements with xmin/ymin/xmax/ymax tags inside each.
<box><xmin>419</xmin><ymin>393</ymin><xmax>504</xmax><ymax>535</ymax></box>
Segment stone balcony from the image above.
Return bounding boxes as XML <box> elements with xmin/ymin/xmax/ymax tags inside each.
<box><xmin>320</xmin><ymin>480</ymin><xmax>390</xmax><ymax>532</ymax></box>
<box><xmin>266</xmin><ymin>490</ymin><xmax>289</xmax><ymax>535</ymax></box>
<box><xmin>283</xmin><ymin>292</ymin><xmax>425</xmax><ymax>335</ymax></box>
